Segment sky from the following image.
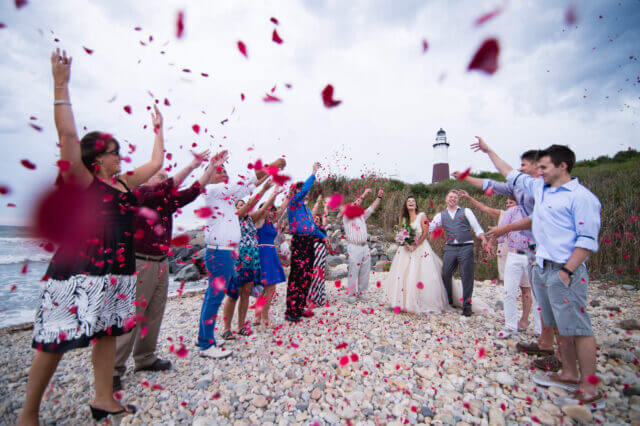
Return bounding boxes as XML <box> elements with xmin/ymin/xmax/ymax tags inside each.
<box><xmin>0</xmin><ymin>0</ymin><xmax>638</xmax><ymax>229</ymax></box>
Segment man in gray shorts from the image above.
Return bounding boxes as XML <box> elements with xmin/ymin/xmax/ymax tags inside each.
<box><xmin>475</xmin><ymin>139</ymin><xmax>603</xmax><ymax>409</ymax></box>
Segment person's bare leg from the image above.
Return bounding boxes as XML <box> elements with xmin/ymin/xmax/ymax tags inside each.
<box><xmin>260</xmin><ymin>286</ymin><xmax>277</xmax><ymax>325</ymax></box>
<box><xmin>222</xmin><ymin>296</ymin><xmax>237</xmax><ymax>332</ymax></box>
<box><xmin>575</xmin><ymin>336</ymin><xmax>598</xmax><ymax>397</ymax></box>
<box><xmin>519</xmin><ymin>286</ymin><xmax>532</xmax><ymax>330</ymax></box>
<box><xmin>237</xmin><ymin>283</ymin><xmax>252</xmax><ymax>330</ymax></box>
<box><xmin>536</xmin><ymin>317</ymin><xmax>555</xmax><ymax>350</ymax></box>
<box><xmin>17</xmin><ymin>351</ymin><xmax>63</xmax><ymax>426</ymax></box>
<box><xmin>91</xmin><ymin>336</ymin><xmax>133</xmax><ymax>413</ymax></box>
<box><xmin>556</xmin><ymin>335</ymin><xmax>579</xmax><ymax>382</ymax></box>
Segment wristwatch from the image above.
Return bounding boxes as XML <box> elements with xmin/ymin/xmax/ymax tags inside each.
<box><xmin>560</xmin><ymin>266</ymin><xmax>574</xmax><ymax>277</ymax></box>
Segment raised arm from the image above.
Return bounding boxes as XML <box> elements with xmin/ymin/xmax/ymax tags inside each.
<box><xmin>250</xmin><ymin>186</ymin><xmax>283</xmax><ymax>222</ymax></box>
<box><xmin>458</xmin><ymin>190</ymin><xmax>501</xmax><ymax>219</ymax></box>
<box><xmin>486</xmin><ymin>216</ymin><xmax>532</xmax><ymax>240</ymax></box>
<box><xmin>470</xmin><ymin>136</ymin><xmax>514</xmax><ymax>178</ymax></box>
<box><xmin>237</xmin><ymin>179</ymin><xmax>272</xmax><ymax>217</ymax></box>
<box><xmin>121</xmin><ymin>105</ymin><xmax>165</xmax><ymax>188</ymax></box>
<box><xmin>451</xmin><ymin>172</ymin><xmax>484</xmax><ymax>190</ymax></box>
<box><xmin>353</xmin><ymin>188</ymin><xmax>372</xmax><ymax>207</ymax></box>
<box><xmin>256</xmin><ymin>157</ymin><xmax>287</xmax><ymax>181</ymax></box>
<box><xmin>51</xmin><ymin>49</ymin><xmax>93</xmax><ymax>187</ymax></box>
<box><xmin>366</xmin><ymin>188</ymin><xmax>384</xmax><ymax>214</ymax></box>
<box><xmin>172</xmin><ymin>149</ymin><xmax>210</xmax><ymax>186</ymax></box>
<box><xmin>275</xmin><ymin>187</ymin><xmax>293</xmax><ymax>223</ymax></box>
<box><xmin>291</xmin><ymin>163</ymin><xmax>319</xmax><ymax>204</ymax></box>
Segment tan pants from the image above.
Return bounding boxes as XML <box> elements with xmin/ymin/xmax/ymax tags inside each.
<box><xmin>114</xmin><ymin>255</ymin><xmax>169</xmax><ymax>376</ymax></box>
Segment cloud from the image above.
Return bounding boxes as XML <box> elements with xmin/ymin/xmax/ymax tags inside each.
<box><xmin>0</xmin><ymin>0</ymin><xmax>638</xmax><ymax>229</ymax></box>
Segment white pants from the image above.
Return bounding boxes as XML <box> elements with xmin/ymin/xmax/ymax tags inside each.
<box><xmin>504</xmin><ymin>252</ymin><xmax>541</xmax><ymax>333</ymax></box>
<box><xmin>346</xmin><ymin>243</ymin><xmax>371</xmax><ymax>296</ymax></box>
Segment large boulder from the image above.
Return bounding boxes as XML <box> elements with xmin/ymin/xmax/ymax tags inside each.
<box><xmin>325</xmin><ymin>264</ymin><xmax>348</xmax><ymax>281</ymax></box>
<box><xmin>326</xmin><ymin>255</ymin><xmax>348</xmax><ymax>267</ymax></box>
<box><xmin>175</xmin><ymin>264</ymin><xmax>201</xmax><ymax>282</ymax></box>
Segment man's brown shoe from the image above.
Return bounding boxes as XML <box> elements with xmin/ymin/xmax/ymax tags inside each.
<box><xmin>516</xmin><ymin>341</ymin><xmax>554</xmax><ymax>356</ymax></box>
<box><xmin>533</xmin><ymin>355</ymin><xmax>562</xmax><ymax>372</ymax></box>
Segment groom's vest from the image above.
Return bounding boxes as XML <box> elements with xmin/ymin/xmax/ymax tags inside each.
<box><xmin>441</xmin><ymin>208</ymin><xmax>473</xmax><ymax>245</ymax></box>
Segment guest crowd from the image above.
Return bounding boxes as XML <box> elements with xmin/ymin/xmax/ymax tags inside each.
<box><xmin>17</xmin><ymin>50</ymin><xmax>604</xmax><ymax>424</ymax></box>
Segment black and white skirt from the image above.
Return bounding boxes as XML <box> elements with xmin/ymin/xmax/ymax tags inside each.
<box><xmin>32</xmin><ymin>274</ymin><xmax>137</xmax><ymax>353</ymax></box>
<box><xmin>307</xmin><ymin>241</ymin><xmax>327</xmax><ymax>307</ymax></box>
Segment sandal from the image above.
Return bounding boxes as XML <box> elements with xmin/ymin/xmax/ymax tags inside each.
<box><xmin>221</xmin><ymin>330</ymin><xmax>236</xmax><ymax>341</ymax></box>
<box><xmin>238</xmin><ymin>326</ymin><xmax>252</xmax><ymax>336</ymax></box>
<box><xmin>90</xmin><ymin>404</ymin><xmax>137</xmax><ymax>421</ymax></box>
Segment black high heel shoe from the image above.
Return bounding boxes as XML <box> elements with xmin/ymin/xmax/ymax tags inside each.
<box><xmin>89</xmin><ymin>404</ymin><xmax>137</xmax><ymax>421</ymax></box>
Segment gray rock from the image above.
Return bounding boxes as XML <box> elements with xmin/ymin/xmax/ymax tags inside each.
<box><xmin>296</xmin><ymin>402</ymin><xmax>309</xmax><ymax>411</ymax></box>
<box><xmin>325</xmin><ymin>264</ymin><xmax>348</xmax><ymax>281</ymax></box>
<box><xmin>618</xmin><ymin>319</ymin><xmax>640</xmax><ymax>330</ymax></box>
<box><xmin>195</xmin><ymin>379</ymin><xmax>212</xmax><ymax>390</ymax></box>
<box><xmin>590</xmin><ymin>299</ymin><xmax>600</xmax><ymax>307</ymax></box>
<box><xmin>175</xmin><ymin>264</ymin><xmax>200</xmax><ymax>281</ymax></box>
<box><xmin>603</xmin><ymin>305</ymin><xmax>621</xmax><ymax>312</ymax></box>
<box><xmin>495</xmin><ymin>300</ymin><xmax>504</xmax><ymax>310</ymax></box>
<box><xmin>496</xmin><ymin>372</ymin><xmax>515</xmax><ymax>386</ymax></box>
<box><xmin>326</xmin><ymin>255</ymin><xmax>348</xmax><ymax>267</ymax></box>
<box><xmin>422</xmin><ymin>406</ymin><xmax>435</xmax><ymax>418</ymax></box>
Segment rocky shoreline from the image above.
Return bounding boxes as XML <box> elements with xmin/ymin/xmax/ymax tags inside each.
<box><xmin>1</xmin><ymin>271</ymin><xmax>639</xmax><ymax>425</ymax></box>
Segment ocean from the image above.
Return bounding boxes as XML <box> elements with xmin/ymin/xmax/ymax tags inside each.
<box><xmin>0</xmin><ymin>225</ymin><xmax>207</xmax><ymax>329</ymax></box>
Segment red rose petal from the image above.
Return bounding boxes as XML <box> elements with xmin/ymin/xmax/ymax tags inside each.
<box><xmin>321</xmin><ymin>84</ymin><xmax>342</xmax><ymax>108</ymax></box>
<box><xmin>422</xmin><ymin>39</ymin><xmax>429</xmax><ymax>53</ymax></box>
<box><xmin>270</xmin><ymin>17</ymin><xmax>279</xmax><ymax>25</ymax></box>
<box><xmin>457</xmin><ymin>167</ymin><xmax>471</xmax><ymax>180</ymax></box>
<box><xmin>237</xmin><ymin>41</ymin><xmax>248</xmax><ymax>58</ymax></box>
<box><xmin>272</xmin><ymin>29</ymin><xmax>283</xmax><ymax>44</ymax></box>
<box><xmin>339</xmin><ymin>356</ymin><xmax>349</xmax><ymax>367</ymax></box>
<box><xmin>194</xmin><ymin>207</ymin><xmax>213</xmax><ymax>218</ymax></box>
<box><xmin>467</xmin><ymin>38</ymin><xmax>500</xmax><ymax>75</ymax></box>
<box><xmin>327</xmin><ymin>194</ymin><xmax>343</xmax><ymax>210</ymax></box>
<box><xmin>171</xmin><ymin>234</ymin><xmax>191</xmax><ymax>247</ymax></box>
<box><xmin>565</xmin><ymin>3</ymin><xmax>577</xmax><ymax>25</ymax></box>
<box><xmin>474</xmin><ymin>6</ymin><xmax>504</xmax><ymax>27</ymax></box>
<box><xmin>0</xmin><ymin>185</ymin><xmax>9</xmax><ymax>195</ymax></box>
<box><xmin>57</xmin><ymin>160</ymin><xmax>70</xmax><ymax>172</ymax></box>
<box><xmin>263</xmin><ymin>94</ymin><xmax>281</xmax><ymax>103</ymax></box>
<box><xmin>21</xmin><ymin>159</ymin><xmax>36</xmax><ymax>170</ymax></box>
<box><xmin>192</xmin><ymin>124</ymin><xmax>200</xmax><ymax>134</ymax></box>
<box><xmin>176</xmin><ymin>344</ymin><xmax>188</xmax><ymax>358</ymax></box>
<box><xmin>393</xmin><ymin>306</ymin><xmax>402</xmax><ymax>314</ymax></box>
<box><xmin>83</xmin><ymin>46</ymin><xmax>94</xmax><ymax>55</ymax></box>
<box><xmin>15</xmin><ymin>0</ymin><xmax>27</xmax><ymax>9</ymax></box>
<box><xmin>335</xmin><ymin>342</ymin><xmax>348</xmax><ymax>349</ymax></box>
<box><xmin>123</xmin><ymin>105</ymin><xmax>132</xmax><ymax>114</ymax></box>
<box><xmin>343</xmin><ymin>204</ymin><xmax>365</xmax><ymax>219</ymax></box>
<box><xmin>350</xmin><ymin>353</ymin><xmax>359</xmax><ymax>362</ymax></box>
<box><xmin>29</xmin><ymin>123</ymin><xmax>43</xmax><ymax>132</ymax></box>
<box><xmin>176</xmin><ymin>10</ymin><xmax>185</xmax><ymax>38</ymax></box>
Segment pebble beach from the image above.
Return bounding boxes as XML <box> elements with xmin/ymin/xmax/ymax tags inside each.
<box><xmin>1</xmin><ymin>273</ymin><xmax>639</xmax><ymax>425</ymax></box>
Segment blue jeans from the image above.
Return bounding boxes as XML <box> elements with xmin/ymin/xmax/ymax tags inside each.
<box><xmin>197</xmin><ymin>248</ymin><xmax>234</xmax><ymax>350</ymax></box>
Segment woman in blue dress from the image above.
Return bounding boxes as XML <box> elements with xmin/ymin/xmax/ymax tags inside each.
<box><xmin>253</xmin><ymin>187</ymin><xmax>289</xmax><ymax>327</ymax></box>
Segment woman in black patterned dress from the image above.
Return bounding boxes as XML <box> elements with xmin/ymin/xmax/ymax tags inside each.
<box><xmin>18</xmin><ymin>49</ymin><xmax>165</xmax><ymax>425</ymax></box>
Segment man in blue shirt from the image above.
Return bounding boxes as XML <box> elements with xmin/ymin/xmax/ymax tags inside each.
<box><xmin>285</xmin><ymin>162</ymin><xmax>328</xmax><ymax>322</ymax></box>
<box><xmin>473</xmin><ymin>139</ymin><xmax>603</xmax><ymax>408</ymax></box>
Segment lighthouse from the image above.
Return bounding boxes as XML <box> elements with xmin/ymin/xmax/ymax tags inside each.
<box><xmin>432</xmin><ymin>128</ymin><xmax>450</xmax><ymax>183</ymax></box>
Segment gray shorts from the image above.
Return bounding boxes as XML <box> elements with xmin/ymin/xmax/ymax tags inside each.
<box><xmin>531</xmin><ymin>262</ymin><xmax>593</xmax><ymax>336</ymax></box>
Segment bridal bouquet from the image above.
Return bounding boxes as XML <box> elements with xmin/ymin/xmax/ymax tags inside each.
<box><xmin>393</xmin><ymin>219</ymin><xmax>416</xmax><ymax>246</ymax></box>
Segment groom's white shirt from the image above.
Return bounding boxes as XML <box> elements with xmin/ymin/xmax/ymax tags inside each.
<box><xmin>428</xmin><ymin>206</ymin><xmax>484</xmax><ymax>244</ymax></box>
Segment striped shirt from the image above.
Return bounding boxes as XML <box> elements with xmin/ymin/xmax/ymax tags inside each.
<box><xmin>342</xmin><ymin>206</ymin><xmax>375</xmax><ymax>245</ymax></box>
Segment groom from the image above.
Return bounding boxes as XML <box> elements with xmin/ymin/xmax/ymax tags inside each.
<box><xmin>429</xmin><ymin>190</ymin><xmax>488</xmax><ymax>316</ymax></box>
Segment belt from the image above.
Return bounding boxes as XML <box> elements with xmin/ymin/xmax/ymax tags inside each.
<box><xmin>135</xmin><ymin>253</ymin><xmax>167</xmax><ymax>262</ymax></box>
<box><xmin>445</xmin><ymin>242</ymin><xmax>474</xmax><ymax>247</ymax></box>
<box><xmin>258</xmin><ymin>244</ymin><xmax>275</xmax><ymax>247</ymax></box>
<box><xmin>347</xmin><ymin>241</ymin><xmax>367</xmax><ymax>247</ymax></box>
<box><xmin>508</xmin><ymin>248</ymin><xmax>529</xmax><ymax>255</ymax></box>
<box><xmin>543</xmin><ymin>259</ymin><xmax>564</xmax><ymax>268</ymax></box>
<box><xmin>206</xmin><ymin>245</ymin><xmax>235</xmax><ymax>251</ymax></box>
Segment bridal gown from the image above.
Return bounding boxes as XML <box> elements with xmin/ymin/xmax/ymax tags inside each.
<box><xmin>383</xmin><ymin>212</ymin><xmax>491</xmax><ymax>314</ymax></box>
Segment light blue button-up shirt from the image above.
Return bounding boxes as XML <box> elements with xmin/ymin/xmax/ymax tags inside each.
<box><xmin>506</xmin><ymin>170</ymin><xmax>601</xmax><ymax>268</ymax></box>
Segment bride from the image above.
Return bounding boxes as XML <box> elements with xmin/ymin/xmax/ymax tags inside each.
<box><xmin>383</xmin><ymin>196</ymin><xmax>490</xmax><ymax>314</ymax></box>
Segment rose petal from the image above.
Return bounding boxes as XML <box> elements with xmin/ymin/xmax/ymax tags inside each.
<box><xmin>321</xmin><ymin>84</ymin><xmax>342</xmax><ymax>108</ymax></box>
<box><xmin>467</xmin><ymin>38</ymin><xmax>500</xmax><ymax>75</ymax></box>
<box><xmin>176</xmin><ymin>10</ymin><xmax>185</xmax><ymax>38</ymax></box>
<box><xmin>237</xmin><ymin>41</ymin><xmax>248</xmax><ymax>58</ymax></box>
<box><xmin>272</xmin><ymin>29</ymin><xmax>283</xmax><ymax>44</ymax></box>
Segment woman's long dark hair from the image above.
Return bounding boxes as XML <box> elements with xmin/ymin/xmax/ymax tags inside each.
<box><xmin>401</xmin><ymin>196</ymin><xmax>418</xmax><ymax>224</ymax></box>
<box><xmin>80</xmin><ymin>131</ymin><xmax>120</xmax><ymax>174</ymax></box>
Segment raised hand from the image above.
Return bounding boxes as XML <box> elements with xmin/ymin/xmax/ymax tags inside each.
<box><xmin>272</xmin><ymin>158</ymin><xmax>287</xmax><ymax>170</ymax></box>
<box><xmin>263</xmin><ymin>178</ymin><xmax>274</xmax><ymax>190</ymax></box>
<box><xmin>190</xmin><ymin>149</ymin><xmax>211</xmax><ymax>168</ymax></box>
<box><xmin>470</xmin><ymin>136</ymin><xmax>490</xmax><ymax>153</ymax></box>
<box><xmin>451</xmin><ymin>170</ymin><xmax>466</xmax><ymax>180</ymax></box>
<box><xmin>151</xmin><ymin>104</ymin><xmax>163</xmax><ymax>133</ymax></box>
<box><xmin>457</xmin><ymin>189</ymin><xmax>470</xmax><ymax>199</ymax></box>
<box><xmin>486</xmin><ymin>225</ymin><xmax>507</xmax><ymax>240</ymax></box>
<box><xmin>210</xmin><ymin>150</ymin><xmax>229</xmax><ymax>169</ymax></box>
<box><xmin>312</xmin><ymin>162</ymin><xmax>321</xmax><ymax>175</ymax></box>
<box><xmin>51</xmin><ymin>48</ymin><xmax>72</xmax><ymax>86</ymax></box>
<box><xmin>377</xmin><ymin>188</ymin><xmax>384</xmax><ymax>198</ymax></box>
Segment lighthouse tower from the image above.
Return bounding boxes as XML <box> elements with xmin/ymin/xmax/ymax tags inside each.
<box><xmin>432</xmin><ymin>128</ymin><xmax>450</xmax><ymax>183</ymax></box>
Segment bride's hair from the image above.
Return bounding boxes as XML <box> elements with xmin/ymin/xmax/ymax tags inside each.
<box><xmin>401</xmin><ymin>196</ymin><xmax>419</xmax><ymax>223</ymax></box>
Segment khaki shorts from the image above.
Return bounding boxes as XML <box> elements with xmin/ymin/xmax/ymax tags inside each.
<box><xmin>531</xmin><ymin>262</ymin><xmax>593</xmax><ymax>336</ymax></box>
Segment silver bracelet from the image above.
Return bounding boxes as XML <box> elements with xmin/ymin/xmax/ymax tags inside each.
<box><xmin>54</xmin><ymin>100</ymin><xmax>72</xmax><ymax>106</ymax></box>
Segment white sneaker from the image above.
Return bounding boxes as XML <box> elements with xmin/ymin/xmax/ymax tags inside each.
<box><xmin>200</xmin><ymin>345</ymin><xmax>232</xmax><ymax>359</ymax></box>
<box><xmin>496</xmin><ymin>328</ymin><xmax>517</xmax><ymax>339</ymax></box>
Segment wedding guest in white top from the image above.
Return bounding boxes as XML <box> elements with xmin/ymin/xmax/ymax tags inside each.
<box><xmin>197</xmin><ymin>156</ymin><xmax>284</xmax><ymax>359</ymax></box>
<box><xmin>343</xmin><ymin>188</ymin><xmax>384</xmax><ymax>302</ymax></box>
<box><xmin>478</xmin><ymin>140</ymin><xmax>603</xmax><ymax>408</ymax></box>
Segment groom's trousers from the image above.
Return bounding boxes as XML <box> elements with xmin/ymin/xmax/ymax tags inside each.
<box><xmin>441</xmin><ymin>243</ymin><xmax>475</xmax><ymax>309</ymax></box>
